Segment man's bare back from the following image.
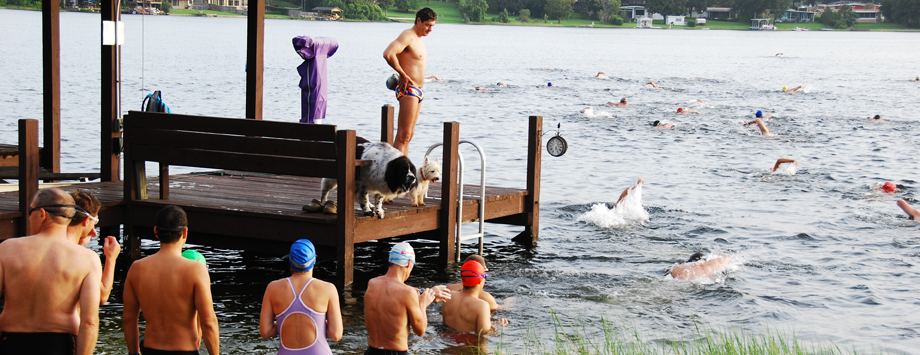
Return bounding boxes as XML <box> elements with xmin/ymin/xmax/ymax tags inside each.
<box><xmin>441</xmin><ymin>290</ymin><xmax>492</xmax><ymax>334</ymax></box>
<box><xmin>0</xmin><ymin>188</ymin><xmax>102</xmax><ymax>355</ymax></box>
<box><xmin>364</xmin><ymin>275</ymin><xmax>423</xmax><ymax>351</ymax></box>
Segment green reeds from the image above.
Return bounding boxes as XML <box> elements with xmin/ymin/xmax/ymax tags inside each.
<box><xmin>472</xmin><ymin>312</ymin><xmax>889</xmax><ymax>355</ymax></box>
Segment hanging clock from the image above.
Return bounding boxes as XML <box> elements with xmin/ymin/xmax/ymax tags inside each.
<box><xmin>546</xmin><ymin>123</ymin><xmax>567</xmax><ymax>157</ymax></box>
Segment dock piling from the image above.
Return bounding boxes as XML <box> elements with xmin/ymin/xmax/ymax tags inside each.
<box><xmin>439</xmin><ymin>122</ymin><xmax>460</xmax><ymax>268</ymax></box>
<box><xmin>18</xmin><ymin>119</ymin><xmax>39</xmax><ymax>237</ymax></box>
<box><xmin>512</xmin><ymin>115</ymin><xmax>542</xmax><ymax>246</ymax></box>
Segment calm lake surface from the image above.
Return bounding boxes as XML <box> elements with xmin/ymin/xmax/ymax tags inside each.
<box><xmin>2</xmin><ymin>9</ymin><xmax>920</xmax><ymax>354</ymax></box>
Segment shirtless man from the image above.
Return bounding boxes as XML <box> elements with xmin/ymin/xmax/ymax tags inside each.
<box><xmin>651</xmin><ymin>120</ymin><xmax>674</xmax><ymax>129</ymax></box>
<box><xmin>123</xmin><ymin>205</ymin><xmax>219</xmax><ymax>355</ymax></box>
<box><xmin>670</xmin><ymin>252</ymin><xmax>733</xmax><ymax>280</ymax></box>
<box><xmin>441</xmin><ymin>260</ymin><xmax>507</xmax><ymax>335</ymax></box>
<box><xmin>608</xmin><ymin>98</ymin><xmax>628</xmax><ymax>107</ymax></box>
<box><xmin>0</xmin><ymin>188</ymin><xmax>101</xmax><ymax>355</ymax></box>
<box><xmin>363</xmin><ymin>242</ymin><xmax>451</xmax><ymax>355</ymax></box>
<box><xmin>69</xmin><ymin>189</ymin><xmax>121</xmax><ymax>305</ymax></box>
<box><xmin>383</xmin><ymin>7</ymin><xmax>437</xmax><ymax>156</ymax></box>
<box><xmin>447</xmin><ymin>255</ymin><xmax>499</xmax><ymax>311</ymax></box>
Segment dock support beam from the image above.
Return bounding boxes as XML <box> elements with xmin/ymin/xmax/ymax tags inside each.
<box><xmin>381</xmin><ymin>105</ymin><xmax>394</xmax><ymax>145</ymax></box>
<box><xmin>335</xmin><ymin>130</ymin><xmax>357</xmax><ymax>290</ymax></box>
<box><xmin>42</xmin><ymin>0</ymin><xmax>60</xmax><ymax>175</ymax></box>
<box><xmin>245</xmin><ymin>1</ymin><xmax>264</xmax><ymax>120</ymax></box>
<box><xmin>439</xmin><ymin>122</ymin><xmax>459</xmax><ymax>268</ymax></box>
<box><xmin>101</xmin><ymin>0</ymin><xmax>121</xmax><ymax>182</ymax></box>
<box><xmin>513</xmin><ymin>115</ymin><xmax>542</xmax><ymax>246</ymax></box>
<box><xmin>18</xmin><ymin>120</ymin><xmax>39</xmax><ymax>237</ymax></box>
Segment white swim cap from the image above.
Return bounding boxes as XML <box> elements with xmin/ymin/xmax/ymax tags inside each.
<box><xmin>389</xmin><ymin>242</ymin><xmax>415</xmax><ymax>267</ymax></box>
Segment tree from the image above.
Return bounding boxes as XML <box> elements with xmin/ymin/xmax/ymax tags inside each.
<box><xmin>544</xmin><ymin>0</ymin><xmax>575</xmax><ymax>23</ymax></box>
<box><xmin>733</xmin><ymin>0</ymin><xmax>792</xmax><ymax>21</ymax></box>
<box><xmin>519</xmin><ymin>8</ymin><xmax>531</xmax><ymax>21</ymax></box>
<box><xmin>879</xmin><ymin>0</ymin><xmax>919</xmax><ymax>28</ymax></box>
<box><xmin>499</xmin><ymin>8</ymin><xmax>510</xmax><ymax>22</ymax></box>
<box><xmin>377</xmin><ymin>0</ymin><xmax>394</xmax><ymax>16</ymax></box>
<box><xmin>686</xmin><ymin>0</ymin><xmax>706</xmax><ymax>16</ymax></box>
<box><xmin>460</xmin><ymin>0</ymin><xmax>489</xmax><ymax>21</ymax></box>
<box><xmin>646</xmin><ymin>0</ymin><xmax>688</xmax><ymax>16</ymax></box>
<box><xmin>160</xmin><ymin>0</ymin><xmax>172</xmax><ymax>13</ymax></box>
<box><xmin>394</xmin><ymin>0</ymin><xmax>419</xmax><ymax>12</ymax></box>
<box><xmin>588</xmin><ymin>0</ymin><xmax>621</xmax><ymax>23</ymax></box>
<box><xmin>838</xmin><ymin>4</ymin><xmax>857</xmax><ymax>27</ymax></box>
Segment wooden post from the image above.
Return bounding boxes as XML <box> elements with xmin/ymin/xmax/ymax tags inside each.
<box><xmin>18</xmin><ymin>120</ymin><xmax>39</xmax><ymax>237</ymax></box>
<box><xmin>101</xmin><ymin>0</ymin><xmax>121</xmax><ymax>182</ymax></box>
<box><xmin>439</xmin><ymin>122</ymin><xmax>459</xmax><ymax>268</ymax></box>
<box><xmin>42</xmin><ymin>0</ymin><xmax>60</xmax><ymax>175</ymax></box>
<box><xmin>335</xmin><ymin>130</ymin><xmax>356</xmax><ymax>290</ymax></box>
<box><xmin>513</xmin><ymin>115</ymin><xmax>542</xmax><ymax>246</ymax></box>
<box><xmin>159</xmin><ymin>164</ymin><xmax>169</xmax><ymax>200</ymax></box>
<box><xmin>380</xmin><ymin>105</ymin><xmax>394</xmax><ymax>144</ymax></box>
<box><xmin>121</xmin><ymin>112</ymin><xmax>141</xmax><ymax>260</ymax></box>
<box><xmin>245</xmin><ymin>1</ymin><xmax>265</xmax><ymax>120</ymax></box>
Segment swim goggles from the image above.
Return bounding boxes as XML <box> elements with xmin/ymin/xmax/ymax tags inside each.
<box><xmin>29</xmin><ymin>204</ymin><xmax>91</xmax><ymax>220</ymax></box>
<box><xmin>460</xmin><ymin>270</ymin><xmax>488</xmax><ymax>280</ymax></box>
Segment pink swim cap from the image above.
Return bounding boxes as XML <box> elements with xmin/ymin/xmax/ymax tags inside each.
<box><xmin>882</xmin><ymin>182</ymin><xmax>896</xmax><ymax>193</ymax></box>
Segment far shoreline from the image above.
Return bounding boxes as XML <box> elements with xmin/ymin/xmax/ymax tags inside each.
<box><xmin>2</xmin><ymin>6</ymin><xmax>917</xmax><ymax>32</ymax></box>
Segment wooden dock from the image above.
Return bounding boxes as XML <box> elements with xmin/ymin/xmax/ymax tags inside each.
<box><xmin>1</xmin><ymin>109</ymin><xmax>542</xmax><ymax>290</ymax></box>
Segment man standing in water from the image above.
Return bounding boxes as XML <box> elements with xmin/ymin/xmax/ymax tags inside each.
<box><xmin>0</xmin><ymin>188</ymin><xmax>101</xmax><ymax>355</ymax></box>
<box><xmin>383</xmin><ymin>7</ymin><xmax>437</xmax><ymax>156</ymax></box>
<box><xmin>364</xmin><ymin>242</ymin><xmax>451</xmax><ymax>354</ymax></box>
<box><xmin>441</xmin><ymin>260</ymin><xmax>508</xmax><ymax>335</ymax></box>
<box><xmin>123</xmin><ymin>205</ymin><xmax>220</xmax><ymax>355</ymax></box>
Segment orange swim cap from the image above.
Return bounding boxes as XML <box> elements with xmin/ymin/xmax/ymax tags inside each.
<box><xmin>882</xmin><ymin>182</ymin><xmax>897</xmax><ymax>193</ymax></box>
<box><xmin>677</xmin><ymin>107</ymin><xmax>683</xmax><ymax>112</ymax></box>
<box><xmin>460</xmin><ymin>260</ymin><xmax>487</xmax><ymax>287</ymax></box>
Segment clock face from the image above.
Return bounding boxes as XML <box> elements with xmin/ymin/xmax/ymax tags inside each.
<box><xmin>547</xmin><ymin>136</ymin><xmax>567</xmax><ymax>157</ymax></box>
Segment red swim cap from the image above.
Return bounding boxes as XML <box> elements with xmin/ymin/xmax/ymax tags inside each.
<box><xmin>677</xmin><ymin>107</ymin><xmax>683</xmax><ymax>112</ymax></box>
<box><xmin>460</xmin><ymin>260</ymin><xmax>486</xmax><ymax>287</ymax></box>
<box><xmin>882</xmin><ymin>182</ymin><xmax>896</xmax><ymax>193</ymax></box>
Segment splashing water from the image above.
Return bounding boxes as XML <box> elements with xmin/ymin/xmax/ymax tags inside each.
<box><xmin>580</xmin><ymin>107</ymin><xmax>613</xmax><ymax>119</ymax></box>
<box><xmin>773</xmin><ymin>163</ymin><xmax>797</xmax><ymax>175</ymax></box>
<box><xmin>579</xmin><ymin>183</ymin><xmax>649</xmax><ymax>228</ymax></box>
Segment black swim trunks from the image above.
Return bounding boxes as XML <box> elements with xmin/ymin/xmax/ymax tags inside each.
<box><xmin>363</xmin><ymin>347</ymin><xmax>410</xmax><ymax>355</ymax></box>
<box><xmin>141</xmin><ymin>346</ymin><xmax>200</xmax><ymax>355</ymax></box>
<box><xmin>0</xmin><ymin>332</ymin><xmax>76</xmax><ymax>355</ymax></box>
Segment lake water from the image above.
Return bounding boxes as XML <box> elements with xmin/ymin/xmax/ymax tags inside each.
<box><xmin>2</xmin><ymin>9</ymin><xmax>920</xmax><ymax>354</ymax></box>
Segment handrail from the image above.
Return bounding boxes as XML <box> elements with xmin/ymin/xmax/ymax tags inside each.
<box><xmin>425</xmin><ymin>140</ymin><xmax>487</xmax><ymax>262</ymax></box>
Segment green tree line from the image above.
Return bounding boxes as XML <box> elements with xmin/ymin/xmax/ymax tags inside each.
<box><xmin>879</xmin><ymin>0</ymin><xmax>919</xmax><ymax>28</ymax></box>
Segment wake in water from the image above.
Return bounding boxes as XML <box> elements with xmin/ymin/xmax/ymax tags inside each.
<box><xmin>580</xmin><ymin>107</ymin><xmax>613</xmax><ymax>119</ymax></box>
<box><xmin>579</xmin><ymin>178</ymin><xmax>649</xmax><ymax>228</ymax></box>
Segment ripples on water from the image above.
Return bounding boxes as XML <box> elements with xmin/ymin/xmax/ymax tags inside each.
<box><xmin>2</xmin><ymin>9</ymin><xmax>920</xmax><ymax>354</ymax></box>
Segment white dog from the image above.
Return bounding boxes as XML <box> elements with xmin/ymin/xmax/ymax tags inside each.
<box><xmin>410</xmin><ymin>157</ymin><xmax>442</xmax><ymax>207</ymax></box>
<box><xmin>315</xmin><ymin>140</ymin><xmax>417</xmax><ymax>219</ymax></box>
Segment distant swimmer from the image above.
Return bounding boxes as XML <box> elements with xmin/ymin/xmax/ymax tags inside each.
<box><xmin>914</xmin><ymin>75</ymin><xmax>919</xmax><ymax>82</ymax></box>
<box><xmin>868</xmin><ymin>114</ymin><xmax>882</xmax><ymax>122</ymax></box>
<box><xmin>608</xmin><ymin>98</ymin><xmax>628</xmax><ymax>107</ymax></box>
<box><xmin>874</xmin><ymin>181</ymin><xmax>897</xmax><ymax>194</ymax></box>
<box><xmin>615</xmin><ymin>177</ymin><xmax>645</xmax><ymax>208</ymax></box>
<box><xmin>547</xmin><ymin>82</ymin><xmax>554</xmax><ymax>87</ymax></box>
<box><xmin>897</xmin><ymin>199</ymin><xmax>920</xmax><ymax>220</ymax></box>
<box><xmin>496</xmin><ymin>82</ymin><xmax>508</xmax><ymax>87</ymax></box>
<box><xmin>782</xmin><ymin>85</ymin><xmax>803</xmax><ymax>93</ymax></box>
<box><xmin>474</xmin><ymin>86</ymin><xmax>490</xmax><ymax>93</ymax></box>
<box><xmin>646</xmin><ymin>81</ymin><xmax>660</xmax><ymax>89</ymax></box>
<box><xmin>775</xmin><ymin>53</ymin><xmax>784</xmax><ymax>57</ymax></box>
<box><xmin>652</xmin><ymin>120</ymin><xmax>673</xmax><ymax>129</ymax></box>
<box><xmin>670</xmin><ymin>252</ymin><xmax>733</xmax><ymax>280</ymax></box>
<box><xmin>425</xmin><ymin>75</ymin><xmax>443</xmax><ymax>82</ymax></box>
<box><xmin>596</xmin><ymin>71</ymin><xmax>608</xmax><ymax>79</ymax></box>
<box><xmin>755</xmin><ymin>110</ymin><xmax>772</xmax><ymax>120</ymax></box>
<box><xmin>676</xmin><ymin>107</ymin><xmax>693</xmax><ymax>114</ymax></box>
<box><xmin>770</xmin><ymin>158</ymin><xmax>798</xmax><ymax>171</ymax></box>
<box><xmin>744</xmin><ymin>118</ymin><xmax>771</xmax><ymax>136</ymax></box>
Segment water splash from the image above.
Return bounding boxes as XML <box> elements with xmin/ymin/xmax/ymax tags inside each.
<box><xmin>580</xmin><ymin>107</ymin><xmax>613</xmax><ymax>119</ymax></box>
<box><xmin>773</xmin><ymin>163</ymin><xmax>797</xmax><ymax>176</ymax></box>
<box><xmin>579</xmin><ymin>183</ymin><xmax>649</xmax><ymax>228</ymax></box>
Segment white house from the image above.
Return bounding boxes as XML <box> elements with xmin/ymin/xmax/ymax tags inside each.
<box><xmin>666</xmin><ymin>15</ymin><xmax>686</xmax><ymax>25</ymax></box>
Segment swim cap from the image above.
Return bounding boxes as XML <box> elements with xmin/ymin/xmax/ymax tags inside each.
<box><xmin>882</xmin><ymin>182</ymin><xmax>897</xmax><ymax>193</ymax></box>
<box><xmin>547</xmin><ymin>82</ymin><xmax>552</xmax><ymax>87</ymax></box>
<box><xmin>389</xmin><ymin>242</ymin><xmax>415</xmax><ymax>267</ymax></box>
<box><xmin>620</xmin><ymin>98</ymin><xmax>627</xmax><ymax>104</ymax></box>
<box><xmin>460</xmin><ymin>260</ymin><xmax>487</xmax><ymax>287</ymax></box>
<box><xmin>756</xmin><ymin>110</ymin><xmax>763</xmax><ymax>118</ymax></box>
<box><xmin>386</xmin><ymin>74</ymin><xmax>399</xmax><ymax>91</ymax></box>
<box><xmin>182</xmin><ymin>250</ymin><xmax>206</xmax><ymax>265</ymax></box>
<box><xmin>782</xmin><ymin>87</ymin><xmax>788</xmax><ymax>92</ymax></box>
<box><xmin>873</xmin><ymin>115</ymin><xmax>881</xmax><ymax>120</ymax></box>
<box><xmin>686</xmin><ymin>252</ymin><xmax>704</xmax><ymax>263</ymax></box>
<box><xmin>677</xmin><ymin>107</ymin><xmax>683</xmax><ymax>112</ymax></box>
<box><xmin>289</xmin><ymin>239</ymin><xmax>316</xmax><ymax>272</ymax></box>
<box><xmin>652</xmin><ymin>120</ymin><xmax>660</xmax><ymax>127</ymax></box>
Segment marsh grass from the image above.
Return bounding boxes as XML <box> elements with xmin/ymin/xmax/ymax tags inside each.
<box><xmin>470</xmin><ymin>311</ymin><xmax>886</xmax><ymax>355</ymax></box>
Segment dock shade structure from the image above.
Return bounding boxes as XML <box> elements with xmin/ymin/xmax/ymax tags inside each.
<box><xmin>293</xmin><ymin>36</ymin><xmax>338</xmax><ymax>124</ymax></box>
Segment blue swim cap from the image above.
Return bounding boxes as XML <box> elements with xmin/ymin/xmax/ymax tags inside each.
<box><xmin>289</xmin><ymin>239</ymin><xmax>316</xmax><ymax>272</ymax></box>
<box><xmin>547</xmin><ymin>82</ymin><xmax>553</xmax><ymax>87</ymax></box>
<box><xmin>756</xmin><ymin>110</ymin><xmax>763</xmax><ymax>118</ymax></box>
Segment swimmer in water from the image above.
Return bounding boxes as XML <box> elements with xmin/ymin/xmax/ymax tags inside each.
<box><xmin>496</xmin><ymin>82</ymin><xmax>508</xmax><ymax>87</ymax></box>
<box><xmin>580</xmin><ymin>107</ymin><xmax>593</xmax><ymax>114</ymax></box>
<box><xmin>775</xmin><ymin>53</ymin><xmax>784</xmax><ymax>57</ymax></box>
<box><xmin>596</xmin><ymin>71</ymin><xmax>608</xmax><ymax>79</ymax></box>
<box><xmin>868</xmin><ymin>114</ymin><xmax>882</xmax><ymax>122</ymax></box>
<box><xmin>441</xmin><ymin>260</ymin><xmax>508</xmax><ymax>336</ymax></box>
<box><xmin>547</xmin><ymin>82</ymin><xmax>554</xmax><ymax>87</ymax></box>
<box><xmin>897</xmin><ymin>199</ymin><xmax>920</xmax><ymax>220</ymax></box>
<box><xmin>425</xmin><ymin>75</ymin><xmax>443</xmax><ymax>82</ymax></box>
<box><xmin>652</xmin><ymin>120</ymin><xmax>673</xmax><ymax>129</ymax></box>
<box><xmin>770</xmin><ymin>158</ymin><xmax>798</xmax><ymax>171</ymax></box>
<box><xmin>743</xmin><ymin>118</ymin><xmax>771</xmax><ymax>136</ymax></box>
<box><xmin>676</xmin><ymin>107</ymin><xmax>692</xmax><ymax>114</ymax></box>
<box><xmin>670</xmin><ymin>252</ymin><xmax>733</xmax><ymax>280</ymax></box>
<box><xmin>646</xmin><ymin>81</ymin><xmax>660</xmax><ymax>89</ymax></box>
<box><xmin>608</xmin><ymin>98</ymin><xmax>628</xmax><ymax>107</ymax></box>
<box><xmin>755</xmin><ymin>110</ymin><xmax>772</xmax><ymax>120</ymax></box>
<box><xmin>782</xmin><ymin>85</ymin><xmax>803</xmax><ymax>93</ymax></box>
<box><xmin>474</xmin><ymin>86</ymin><xmax>490</xmax><ymax>93</ymax></box>
<box><xmin>874</xmin><ymin>181</ymin><xmax>897</xmax><ymax>194</ymax></box>
<box><xmin>615</xmin><ymin>177</ymin><xmax>644</xmax><ymax>208</ymax></box>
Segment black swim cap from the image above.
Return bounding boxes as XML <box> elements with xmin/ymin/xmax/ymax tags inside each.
<box><xmin>652</xmin><ymin>120</ymin><xmax>660</xmax><ymax>127</ymax></box>
<box><xmin>687</xmin><ymin>252</ymin><xmax>704</xmax><ymax>263</ymax></box>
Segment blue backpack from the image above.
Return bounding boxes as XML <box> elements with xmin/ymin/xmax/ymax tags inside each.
<box><xmin>142</xmin><ymin>90</ymin><xmax>172</xmax><ymax>113</ymax></box>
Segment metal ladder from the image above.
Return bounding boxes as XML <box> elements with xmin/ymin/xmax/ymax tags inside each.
<box><xmin>424</xmin><ymin>140</ymin><xmax>486</xmax><ymax>263</ymax></box>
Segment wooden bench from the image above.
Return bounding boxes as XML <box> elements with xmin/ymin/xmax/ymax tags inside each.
<box><xmin>122</xmin><ymin>110</ymin><xmax>365</xmax><ymax>287</ymax></box>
